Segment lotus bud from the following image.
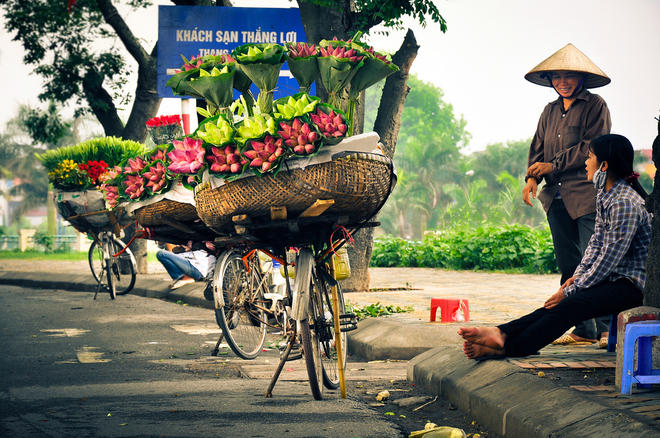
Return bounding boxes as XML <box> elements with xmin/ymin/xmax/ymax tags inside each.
<box><xmin>210</xmin><ymin>163</ymin><xmax>221</xmax><ymax>172</ymax></box>
<box><xmin>293</xmin><ymin>145</ymin><xmax>305</xmax><ymax>154</ymax></box>
<box><xmin>326</xmin><ymin>123</ymin><xmax>336</xmax><ymax>133</ymax></box>
<box><xmin>305</xmin><ymin>144</ymin><xmax>316</xmax><ymax>154</ymax></box>
<box><xmin>308</xmin><ymin>132</ymin><xmax>320</xmax><ymax>142</ymax></box>
<box><xmin>257</xmin><ymin>151</ymin><xmax>270</xmax><ymax>161</ymax></box>
<box><xmin>264</xmin><ymin>143</ymin><xmax>275</xmax><ymax>154</ymax></box>
<box><xmin>274</xmin><ymin>147</ymin><xmax>284</xmax><ymax>157</ymax></box>
<box><xmin>227</xmin><ymin>154</ymin><xmax>239</xmax><ymax>164</ymax></box>
<box><xmin>225</xmin><ymin>146</ymin><xmax>234</xmax><ymax>155</ymax></box>
<box><xmin>338</xmin><ymin>124</ymin><xmax>348</xmax><ymax>134</ymax></box>
<box><xmin>292</xmin><ymin>118</ymin><xmax>302</xmax><ymax>131</ymax></box>
<box><xmin>332</xmin><ymin>131</ymin><xmax>343</xmax><ymax>138</ymax></box>
<box><xmin>243</xmin><ymin>150</ymin><xmax>258</xmax><ymax>160</ymax></box>
<box><xmin>333</xmin><ymin>115</ymin><xmax>343</xmax><ymax>126</ymax></box>
<box><xmin>230</xmin><ymin>163</ymin><xmax>241</xmax><ymax>173</ymax></box>
<box><xmin>301</xmin><ymin>123</ymin><xmax>311</xmax><ymax>135</ymax></box>
<box><xmin>251</xmin><ymin>141</ymin><xmax>265</xmax><ymax>151</ymax></box>
<box><xmin>268</xmin><ymin>154</ymin><xmax>278</xmax><ymax>163</ymax></box>
<box><xmin>298</xmin><ymin>134</ymin><xmax>308</xmax><ymax>145</ymax></box>
<box><xmin>285</xmin><ymin>139</ymin><xmax>298</xmax><ymax>148</ymax></box>
<box><xmin>261</xmin><ymin>162</ymin><xmax>271</xmax><ymax>172</ymax></box>
<box><xmin>250</xmin><ymin>158</ymin><xmax>263</xmax><ymax>167</ymax></box>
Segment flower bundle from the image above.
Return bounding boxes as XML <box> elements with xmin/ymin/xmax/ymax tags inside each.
<box><xmin>277</xmin><ymin>118</ymin><xmax>321</xmax><ymax>157</ymax></box>
<box><xmin>166</xmin><ymin>54</ymin><xmax>238</xmax><ymax>118</ymax></box>
<box><xmin>242</xmin><ymin>135</ymin><xmax>285</xmax><ymax>174</ymax></box>
<box><xmin>273</xmin><ymin>93</ymin><xmax>320</xmax><ymax>120</ymax></box>
<box><xmin>309</xmin><ymin>105</ymin><xmax>349</xmax><ymax>144</ymax></box>
<box><xmin>286</xmin><ymin>42</ymin><xmax>319</xmax><ymax>94</ymax></box>
<box><xmin>231</xmin><ymin>43</ymin><xmax>287</xmax><ymax>115</ymax></box>
<box><xmin>78</xmin><ymin>160</ymin><xmax>109</xmax><ymax>185</ymax></box>
<box><xmin>206</xmin><ymin>144</ymin><xmax>247</xmax><ymax>177</ymax></box>
<box><xmin>317</xmin><ymin>37</ymin><xmax>365</xmax><ymax>109</ymax></box>
<box><xmin>146</xmin><ymin>114</ymin><xmax>184</xmax><ymax>146</ymax></box>
<box><xmin>48</xmin><ymin>159</ymin><xmax>92</xmax><ymax>191</ymax></box>
<box><xmin>142</xmin><ymin>160</ymin><xmax>171</xmax><ymax>195</ymax></box>
<box><xmin>167</xmin><ymin>136</ymin><xmax>206</xmax><ymax>185</ymax></box>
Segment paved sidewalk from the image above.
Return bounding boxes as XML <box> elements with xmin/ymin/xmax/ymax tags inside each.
<box><xmin>2</xmin><ymin>261</ymin><xmax>659</xmax><ymax>437</ymax></box>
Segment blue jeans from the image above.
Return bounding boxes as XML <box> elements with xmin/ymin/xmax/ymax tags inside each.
<box><xmin>156</xmin><ymin>250</ymin><xmax>204</xmax><ymax>281</ymax></box>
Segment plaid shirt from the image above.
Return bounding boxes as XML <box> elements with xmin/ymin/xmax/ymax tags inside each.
<box><xmin>563</xmin><ymin>179</ymin><xmax>652</xmax><ymax>296</ymax></box>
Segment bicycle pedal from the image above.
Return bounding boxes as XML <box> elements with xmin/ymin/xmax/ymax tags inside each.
<box><xmin>339</xmin><ymin>313</ymin><xmax>359</xmax><ymax>332</ymax></box>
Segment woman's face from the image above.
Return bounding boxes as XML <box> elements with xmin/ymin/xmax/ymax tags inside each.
<box><xmin>551</xmin><ymin>71</ymin><xmax>583</xmax><ymax>98</ymax></box>
<box><xmin>585</xmin><ymin>150</ymin><xmax>601</xmax><ymax>182</ymax></box>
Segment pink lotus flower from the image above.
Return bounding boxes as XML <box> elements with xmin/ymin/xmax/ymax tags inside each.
<box><xmin>143</xmin><ymin>161</ymin><xmax>168</xmax><ymax>193</ymax></box>
<box><xmin>122</xmin><ymin>174</ymin><xmax>146</xmax><ymax>200</ymax></box>
<box><xmin>124</xmin><ymin>156</ymin><xmax>147</xmax><ymax>174</ymax></box>
<box><xmin>167</xmin><ymin>137</ymin><xmax>205</xmax><ymax>175</ymax></box>
<box><xmin>100</xmin><ymin>184</ymin><xmax>120</xmax><ymax>209</ymax></box>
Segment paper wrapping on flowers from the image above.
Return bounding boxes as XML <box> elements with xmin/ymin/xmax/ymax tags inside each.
<box><xmin>123</xmin><ymin>178</ymin><xmax>196</xmax><ymax>215</ymax></box>
<box><xmin>54</xmin><ymin>189</ymin><xmax>110</xmax><ymax>228</ymax></box>
<box><xmin>201</xmin><ymin>132</ymin><xmax>382</xmax><ymax>190</ymax></box>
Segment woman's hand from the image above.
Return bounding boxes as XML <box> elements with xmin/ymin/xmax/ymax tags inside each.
<box><xmin>544</xmin><ymin>288</ymin><xmax>566</xmax><ymax>309</ymax></box>
<box><xmin>528</xmin><ymin>162</ymin><xmax>553</xmax><ymax>179</ymax></box>
<box><xmin>522</xmin><ymin>178</ymin><xmax>538</xmax><ymax>206</ymax></box>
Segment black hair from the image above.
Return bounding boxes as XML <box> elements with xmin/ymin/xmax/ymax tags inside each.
<box><xmin>590</xmin><ymin>134</ymin><xmax>647</xmax><ymax>199</ymax></box>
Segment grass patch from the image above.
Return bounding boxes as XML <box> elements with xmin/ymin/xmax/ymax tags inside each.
<box><xmin>0</xmin><ymin>250</ymin><xmax>89</xmax><ymax>261</ymax></box>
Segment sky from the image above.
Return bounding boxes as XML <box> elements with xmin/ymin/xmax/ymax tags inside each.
<box><xmin>1</xmin><ymin>0</ymin><xmax>659</xmax><ymax>154</ymax></box>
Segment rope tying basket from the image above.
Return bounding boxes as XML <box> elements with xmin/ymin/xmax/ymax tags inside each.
<box><xmin>194</xmin><ymin>152</ymin><xmax>396</xmax><ymax>232</ymax></box>
<box><xmin>133</xmin><ymin>199</ymin><xmax>199</xmax><ymax>227</ymax></box>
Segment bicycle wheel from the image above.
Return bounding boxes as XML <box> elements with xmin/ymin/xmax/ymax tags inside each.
<box><xmin>312</xmin><ymin>269</ymin><xmax>347</xmax><ymax>390</ymax></box>
<box><xmin>89</xmin><ymin>238</ymin><xmax>136</xmax><ymax>295</ymax></box>
<box><xmin>106</xmin><ymin>248</ymin><xmax>116</xmax><ymax>300</ymax></box>
<box><xmin>296</xmin><ymin>248</ymin><xmax>324</xmax><ymax>400</ymax></box>
<box><xmin>214</xmin><ymin>251</ymin><xmax>267</xmax><ymax>360</ymax></box>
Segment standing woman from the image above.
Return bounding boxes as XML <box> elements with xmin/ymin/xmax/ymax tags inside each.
<box><xmin>460</xmin><ymin>134</ymin><xmax>650</xmax><ymax>359</ymax></box>
<box><xmin>522</xmin><ymin>44</ymin><xmax>612</xmax><ymax>346</ymax></box>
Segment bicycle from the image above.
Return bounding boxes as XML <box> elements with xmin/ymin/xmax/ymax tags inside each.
<box><xmin>196</xmin><ymin>151</ymin><xmax>396</xmax><ymax>399</ymax></box>
<box><xmin>59</xmin><ymin>203</ymin><xmax>137</xmax><ymax>300</ymax></box>
<box><xmin>88</xmin><ymin>229</ymin><xmax>137</xmax><ymax>299</ymax></box>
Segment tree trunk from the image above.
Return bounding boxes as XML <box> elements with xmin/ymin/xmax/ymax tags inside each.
<box><xmin>643</xmin><ymin>117</ymin><xmax>660</xmax><ymax>307</ymax></box>
<box><xmin>341</xmin><ymin>30</ymin><xmax>419</xmax><ymax>292</ymax></box>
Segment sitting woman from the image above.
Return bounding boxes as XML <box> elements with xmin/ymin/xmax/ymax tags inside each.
<box><xmin>459</xmin><ymin>134</ymin><xmax>651</xmax><ymax>359</ymax></box>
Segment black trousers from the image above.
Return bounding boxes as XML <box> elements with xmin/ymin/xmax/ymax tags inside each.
<box><xmin>546</xmin><ymin>197</ymin><xmax>609</xmax><ymax>339</ymax></box>
<box><xmin>498</xmin><ymin>279</ymin><xmax>643</xmax><ymax>357</ymax></box>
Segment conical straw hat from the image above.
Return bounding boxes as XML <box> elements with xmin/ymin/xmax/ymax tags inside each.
<box><xmin>525</xmin><ymin>43</ymin><xmax>610</xmax><ymax>88</ymax></box>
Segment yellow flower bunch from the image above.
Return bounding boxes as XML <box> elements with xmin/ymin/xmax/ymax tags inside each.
<box><xmin>48</xmin><ymin>159</ymin><xmax>92</xmax><ymax>191</ymax></box>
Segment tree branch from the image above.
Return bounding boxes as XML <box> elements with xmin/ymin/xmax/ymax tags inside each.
<box><xmin>95</xmin><ymin>0</ymin><xmax>150</xmax><ymax>69</ymax></box>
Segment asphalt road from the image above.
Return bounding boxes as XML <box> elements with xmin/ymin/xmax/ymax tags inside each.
<box><xmin>0</xmin><ymin>284</ymin><xmax>402</xmax><ymax>438</ymax></box>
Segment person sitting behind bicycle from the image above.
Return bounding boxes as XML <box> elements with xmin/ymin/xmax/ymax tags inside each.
<box><xmin>157</xmin><ymin>243</ymin><xmax>216</xmax><ymax>290</ymax></box>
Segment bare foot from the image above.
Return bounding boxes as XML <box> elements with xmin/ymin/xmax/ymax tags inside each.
<box><xmin>463</xmin><ymin>341</ymin><xmax>505</xmax><ymax>360</ymax></box>
<box><xmin>457</xmin><ymin>326</ymin><xmax>505</xmax><ymax>350</ymax></box>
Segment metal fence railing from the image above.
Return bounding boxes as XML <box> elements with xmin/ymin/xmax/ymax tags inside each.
<box><xmin>0</xmin><ymin>234</ymin><xmax>80</xmax><ymax>251</ymax></box>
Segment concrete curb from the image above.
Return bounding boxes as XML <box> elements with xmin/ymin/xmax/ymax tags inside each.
<box><xmin>409</xmin><ymin>346</ymin><xmax>658</xmax><ymax>438</ymax></box>
<box><xmin>0</xmin><ymin>271</ymin><xmax>214</xmax><ymax>309</ymax></box>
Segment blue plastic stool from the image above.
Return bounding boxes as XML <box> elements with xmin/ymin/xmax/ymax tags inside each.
<box><xmin>620</xmin><ymin>320</ymin><xmax>660</xmax><ymax>395</ymax></box>
<box><xmin>607</xmin><ymin>314</ymin><xmax>617</xmax><ymax>352</ymax></box>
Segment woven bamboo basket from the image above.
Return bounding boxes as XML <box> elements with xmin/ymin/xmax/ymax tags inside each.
<box><xmin>134</xmin><ymin>199</ymin><xmax>199</xmax><ymax>227</ymax></box>
<box><xmin>194</xmin><ymin>152</ymin><xmax>395</xmax><ymax>232</ymax></box>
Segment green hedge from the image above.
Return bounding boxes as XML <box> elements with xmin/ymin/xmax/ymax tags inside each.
<box><xmin>371</xmin><ymin>223</ymin><xmax>557</xmax><ymax>274</ymax></box>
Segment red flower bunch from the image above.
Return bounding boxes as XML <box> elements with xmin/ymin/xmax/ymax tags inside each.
<box><xmin>146</xmin><ymin>114</ymin><xmax>182</xmax><ymax>128</ymax></box>
<box><xmin>78</xmin><ymin>160</ymin><xmax>109</xmax><ymax>185</ymax></box>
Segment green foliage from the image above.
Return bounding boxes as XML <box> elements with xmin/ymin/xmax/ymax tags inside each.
<box><xmin>344</xmin><ymin>300</ymin><xmax>414</xmax><ymax>320</ymax></box>
<box><xmin>35</xmin><ymin>136</ymin><xmax>147</xmax><ymax>171</ymax></box>
<box><xmin>371</xmin><ymin>223</ymin><xmax>558</xmax><ymax>274</ymax></box>
<box><xmin>302</xmin><ymin>0</ymin><xmax>446</xmax><ymax>34</ymax></box>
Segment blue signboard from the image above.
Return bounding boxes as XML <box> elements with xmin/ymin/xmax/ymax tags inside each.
<box><xmin>157</xmin><ymin>6</ymin><xmax>309</xmax><ymax>99</ymax></box>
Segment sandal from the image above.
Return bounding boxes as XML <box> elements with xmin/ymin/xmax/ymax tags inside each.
<box><xmin>169</xmin><ymin>277</ymin><xmax>195</xmax><ymax>290</ymax></box>
<box><xmin>552</xmin><ymin>334</ymin><xmax>578</xmax><ymax>345</ymax></box>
